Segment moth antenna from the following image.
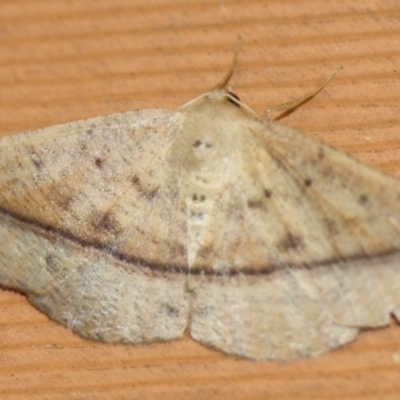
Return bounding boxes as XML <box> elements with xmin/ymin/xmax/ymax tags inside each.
<box><xmin>213</xmin><ymin>38</ymin><xmax>242</xmax><ymax>90</ymax></box>
<box><xmin>179</xmin><ymin>39</ymin><xmax>243</xmax><ymax>111</ymax></box>
<box><xmin>263</xmin><ymin>66</ymin><xmax>343</xmax><ymax>120</ymax></box>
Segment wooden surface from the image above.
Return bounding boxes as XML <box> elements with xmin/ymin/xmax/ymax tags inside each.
<box><xmin>1</xmin><ymin>0</ymin><xmax>400</xmax><ymax>399</ymax></box>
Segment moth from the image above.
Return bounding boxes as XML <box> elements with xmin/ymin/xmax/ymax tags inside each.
<box><xmin>0</xmin><ymin>65</ymin><xmax>399</xmax><ymax>361</ymax></box>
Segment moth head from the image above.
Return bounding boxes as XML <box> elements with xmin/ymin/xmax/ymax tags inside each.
<box><xmin>179</xmin><ymin>89</ymin><xmax>259</xmax><ymax>119</ymax></box>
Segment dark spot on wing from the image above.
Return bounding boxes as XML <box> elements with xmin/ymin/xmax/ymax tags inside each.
<box><xmin>54</xmin><ymin>194</ymin><xmax>74</xmax><ymax>211</ymax></box>
<box><xmin>147</xmin><ymin>189</ymin><xmax>158</xmax><ymax>200</ymax></box>
<box><xmin>193</xmin><ymin>140</ymin><xmax>213</xmax><ymax>149</ymax></box>
<box><xmin>162</xmin><ymin>304</ymin><xmax>180</xmax><ymax>318</ymax></box>
<box><xmin>131</xmin><ymin>175</ymin><xmax>159</xmax><ymax>200</ymax></box>
<box><xmin>131</xmin><ymin>175</ymin><xmax>140</xmax><ymax>185</ymax></box>
<box><xmin>358</xmin><ymin>194</ymin><xmax>369</xmax><ymax>205</ymax></box>
<box><xmin>264</xmin><ymin>188</ymin><xmax>273</xmax><ymax>198</ymax></box>
<box><xmin>318</xmin><ymin>147</ymin><xmax>325</xmax><ymax>160</ymax></box>
<box><xmin>192</xmin><ymin>193</ymin><xmax>206</xmax><ymax>202</ymax></box>
<box><xmin>304</xmin><ymin>178</ymin><xmax>312</xmax><ymax>187</ymax></box>
<box><xmin>247</xmin><ymin>198</ymin><xmax>267</xmax><ymax>211</ymax></box>
<box><xmin>92</xmin><ymin>211</ymin><xmax>120</xmax><ymax>234</ymax></box>
<box><xmin>278</xmin><ymin>232</ymin><xmax>303</xmax><ymax>251</ymax></box>
<box><xmin>95</xmin><ymin>157</ymin><xmax>104</xmax><ymax>169</ymax></box>
<box><xmin>31</xmin><ymin>153</ymin><xmax>44</xmax><ymax>170</ymax></box>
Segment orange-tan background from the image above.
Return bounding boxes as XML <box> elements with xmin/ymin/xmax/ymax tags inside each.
<box><xmin>1</xmin><ymin>1</ymin><xmax>400</xmax><ymax>399</ymax></box>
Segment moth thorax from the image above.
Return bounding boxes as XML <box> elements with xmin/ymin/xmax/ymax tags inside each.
<box><xmin>185</xmin><ymin>170</ymin><xmax>221</xmax><ymax>268</ymax></box>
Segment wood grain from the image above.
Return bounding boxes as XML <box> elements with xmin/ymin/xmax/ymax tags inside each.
<box><xmin>0</xmin><ymin>0</ymin><xmax>400</xmax><ymax>399</ymax></box>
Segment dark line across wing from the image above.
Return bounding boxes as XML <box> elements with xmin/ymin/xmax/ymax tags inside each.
<box><xmin>1</xmin><ymin>206</ymin><xmax>399</xmax><ymax>277</ymax></box>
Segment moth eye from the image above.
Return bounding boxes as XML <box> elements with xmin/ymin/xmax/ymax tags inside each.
<box><xmin>227</xmin><ymin>92</ymin><xmax>241</xmax><ymax>107</ymax></box>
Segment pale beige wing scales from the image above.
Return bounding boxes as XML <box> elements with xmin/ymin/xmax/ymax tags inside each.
<box><xmin>182</xmin><ymin>100</ymin><xmax>400</xmax><ymax>360</ymax></box>
<box><xmin>1</xmin><ymin>89</ymin><xmax>399</xmax><ymax>361</ymax></box>
<box><xmin>259</xmin><ymin>121</ymin><xmax>400</xmax><ymax>326</ymax></box>
<box><xmin>0</xmin><ymin>110</ymin><xmax>190</xmax><ymax>343</ymax></box>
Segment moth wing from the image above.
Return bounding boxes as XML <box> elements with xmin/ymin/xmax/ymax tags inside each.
<box><xmin>190</xmin><ymin>120</ymin><xmax>400</xmax><ymax>361</ymax></box>
<box><xmin>0</xmin><ymin>110</ymin><xmax>190</xmax><ymax>343</ymax></box>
